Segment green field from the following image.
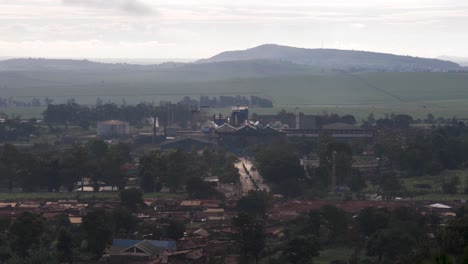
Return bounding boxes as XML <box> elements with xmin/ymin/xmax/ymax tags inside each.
<box><xmin>2</xmin><ymin>71</ymin><xmax>468</xmax><ymax>119</ymax></box>
<box><xmin>315</xmin><ymin>247</ymin><xmax>355</xmax><ymax>264</ymax></box>
<box><xmin>401</xmin><ymin>170</ymin><xmax>468</xmax><ymax>200</ymax></box>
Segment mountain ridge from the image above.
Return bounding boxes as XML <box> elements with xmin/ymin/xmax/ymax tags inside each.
<box><xmin>197</xmin><ymin>44</ymin><xmax>461</xmax><ymax>72</ymax></box>
<box><xmin>0</xmin><ymin>44</ymin><xmax>463</xmax><ymax>73</ymax></box>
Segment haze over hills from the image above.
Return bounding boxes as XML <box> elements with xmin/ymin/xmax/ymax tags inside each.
<box><xmin>198</xmin><ymin>44</ymin><xmax>461</xmax><ymax>72</ymax></box>
<box><xmin>1</xmin><ymin>44</ymin><xmax>468</xmax><ymax>118</ymax></box>
<box><xmin>0</xmin><ymin>44</ymin><xmax>463</xmax><ymax>73</ymax></box>
<box><xmin>438</xmin><ymin>56</ymin><xmax>468</xmax><ymax>67</ymax></box>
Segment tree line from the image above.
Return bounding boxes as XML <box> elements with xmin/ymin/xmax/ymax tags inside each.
<box><xmin>43</xmin><ymin>100</ymin><xmax>195</xmax><ymax>128</ymax></box>
<box><xmin>0</xmin><ymin>141</ymin><xmax>130</xmax><ymax>192</ymax></box>
<box><xmin>138</xmin><ymin>148</ymin><xmax>240</xmax><ymax>198</ymax></box>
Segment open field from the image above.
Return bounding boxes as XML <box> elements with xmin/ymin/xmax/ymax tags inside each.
<box><xmin>315</xmin><ymin>247</ymin><xmax>355</xmax><ymax>264</ymax></box>
<box><xmin>2</xmin><ymin>71</ymin><xmax>468</xmax><ymax>119</ymax></box>
<box><xmin>402</xmin><ymin>170</ymin><xmax>468</xmax><ymax>192</ymax></box>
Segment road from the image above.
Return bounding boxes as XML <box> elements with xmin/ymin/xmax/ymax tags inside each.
<box><xmin>234</xmin><ymin>157</ymin><xmax>269</xmax><ymax>195</ymax></box>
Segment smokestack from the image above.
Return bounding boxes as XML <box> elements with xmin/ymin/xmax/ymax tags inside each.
<box><xmin>152</xmin><ymin>113</ymin><xmax>157</xmax><ymax>145</ymax></box>
<box><xmin>296</xmin><ymin>112</ymin><xmax>300</xmax><ymax>129</ymax></box>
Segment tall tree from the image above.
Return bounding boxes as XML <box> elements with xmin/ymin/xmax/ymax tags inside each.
<box><xmin>232</xmin><ymin>214</ymin><xmax>265</xmax><ymax>264</ymax></box>
<box><xmin>119</xmin><ymin>188</ymin><xmax>144</xmax><ymax>210</ymax></box>
<box><xmin>8</xmin><ymin>212</ymin><xmax>45</xmax><ymax>256</ymax></box>
<box><xmin>55</xmin><ymin>227</ymin><xmax>74</xmax><ymax>264</ymax></box>
<box><xmin>82</xmin><ymin>209</ymin><xmax>113</xmax><ymax>258</ymax></box>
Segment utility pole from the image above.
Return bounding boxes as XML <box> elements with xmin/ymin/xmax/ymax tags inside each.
<box><xmin>163</xmin><ymin>108</ymin><xmax>167</xmax><ymax>138</ymax></box>
<box><xmin>152</xmin><ymin>108</ymin><xmax>157</xmax><ymax>145</ymax></box>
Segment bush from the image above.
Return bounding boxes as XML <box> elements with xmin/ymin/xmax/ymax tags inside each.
<box><xmin>442</xmin><ymin>176</ymin><xmax>460</xmax><ymax>194</ymax></box>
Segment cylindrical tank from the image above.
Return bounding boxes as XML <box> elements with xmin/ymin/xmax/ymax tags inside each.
<box><xmin>97</xmin><ymin>120</ymin><xmax>130</xmax><ymax>138</ymax></box>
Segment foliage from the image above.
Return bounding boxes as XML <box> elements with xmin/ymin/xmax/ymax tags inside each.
<box><xmin>286</xmin><ymin>235</ymin><xmax>320</xmax><ymax>264</ymax></box>
<box><xmin>81</xmin><ymin>209</ymin><xmax>113</xmax><ymax>258</ymax></box>
<box><xmin>8</xmin><ymin>212</ymin><xmax>45</xmax><ymax>256</ymax></box>
<box><xmin>232</xmin><ymin>213</ymin><xmax>265</xmax><ymax>264</ymax></box>
<box><xmin>55</xmin><ymin>227</ymin><xmax>74</xmax><ymax>264</ymax></box>
<box><xmin>138</xmin><ymin>149</ymin><xmax>238</xmax><ymax>193</ymax></box>
<box><xmin>111</xmin><ymin>208</ymin><xmax>138</xmax><ymax>235</ymax></box>
<box><xmin>0</xmin><ymin>141</ymin><xmax>130</xmax><ymax>193</ymax></box>
<box><xmin>119</xmin><ymin>188</ymin><xmax>144</xmax><ymax>209</ymax></box>
<box><xmin>255</xmin><ymin>143</ymin><xmax>305</xmax><ymax>197</ymax></box>
<box><xmin>185</xmin><ymin>177</ymin><xmax>224</xmax><ymax>199</ymax></box>
<box><xmin>237</xmin><ymin>190</ymin><xmax>271</xmax><ymax>218</ymax></box>
<box><xmin>166</xmin><ymin>220</ymin><xmax>186</xmax><ymax>240</ymax></box>
<box><xmin>442</xmin><ymin>176</ymin><xmax>460</xmax><ymax>194</ymax></box>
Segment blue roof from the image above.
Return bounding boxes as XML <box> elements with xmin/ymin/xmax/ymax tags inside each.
<box><xmin>112</xmin><ymin>239</ymin><xmax>176</xmax><ymax>251</ymax></box>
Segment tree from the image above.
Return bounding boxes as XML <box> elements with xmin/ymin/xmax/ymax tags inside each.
<box><xmin>88</xmin><ymin>140</ymin><xmax>108</xmax><ymax>160</ymax></box>
<box><xmin>111</xmin><ymin>208</ymin><xmax>138</xmax><ymax>235</ymax></box>
<box><xmin>56</xmin><ymin>227</ymin><xmax>74</xmax><ymax>264</ymax></box>
<box><xmin>366</xmin><ymin>228</ymin><xmax>415</xmax><ymax>261</ymax></box>
<box><xmin>255</xmin><ymin>144</ymin><xmax>305</xmax><ymax>197</ymax></box>
<box><xmin>166</xmin><ymin>220</ymin><xmax>185</xmax><ymax>240</ymax></box>
<box><xmin>380</xmin><ymin>172</ymin><xmax>402</xmax><ymax>195</ymax></box>
<box><xmin>394</xmin><ymin>114</ymin><xmax>413</xmax><ymax>129</ymax></box>
<box><xmin>119</xmin><ymin>188</ymin><xmax>144</xmax><ymax>210</ymax></box>
<box><xmin>8</xmin><ymin>212</ymin><xmax>45</xmax><ymax>256</ymax></box>
<box><xmin>232</xmin><ymin>214</ymin><xmax>265</xmax><ymax>264</ymax></box>
<box><xmin>319</xmin><ymin>205</ymin><xmax>349</xmax><ymax>240</ymax></box>
<box><xmin>357</xmin><ymin>207</ymin><xmax>390</xmax><ymax>236</ymax></box>
<box><xmin>442</xmin><ymin>176</ymin><xmax>460</xmax><ymax>194</ymax></box>
<box><xmin>164</xmin><ymin>149</ymin><xmax>191</xmax><ymax>192</ymax></box>
<box><xmin>0</xmin><ymin>144</ymin><xmax>21</xmax><ymax>191</ymax></box>
<box><xmin>341</xmin><ymin>114</ymin><xmax>357</xmax><ymax>125</ymax></box>
<box><xmin>347</xmin><ymin>169</ymin><xmax>366</xmax><ymax>193</ymax></box>
<box><xmin>237</xmin><ymin>190</ymin><xmax>271</xmax><ymax>218</ymax></box>
<box><xmin>286</xmin><ymin>235</ymin><xmax>320</xmax><ymax>264</ymax></box>
<box><xmin>82</xmin><ymin>209</ymin><xmax>113</xmax><ymax>258</ymax></box>
<box><xmin>186</xmin><ymin>177</ymin><xmax>223</xmax><ymax>199</ymax></box>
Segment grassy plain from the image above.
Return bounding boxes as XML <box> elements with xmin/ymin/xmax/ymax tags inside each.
<box><xmin>2</xmin><ymin>71</ymin><xmax>468</xmax><ymax>119</ymax></box>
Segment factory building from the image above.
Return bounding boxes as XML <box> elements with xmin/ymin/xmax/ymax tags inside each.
<box><xmin>230</xmin><ymin>106</ymin><xmax>249</xmax><ymax>126</ymax></box>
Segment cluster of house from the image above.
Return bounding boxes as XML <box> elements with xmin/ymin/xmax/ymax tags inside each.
<box><xmin>1</xmin><ymin>197</ymin><xmax>461</xmax><ymax>263</ymax></box>
<box><xmin>0</xmin><ymin>198</ymin><xmax>239</xmax><ymax>263</ymax></box>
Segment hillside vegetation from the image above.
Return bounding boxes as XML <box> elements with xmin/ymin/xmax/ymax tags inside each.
<box><xmin>1</xmin><ymin>44</ymin><xmax>468</xmax><ymax>118</ymax></box>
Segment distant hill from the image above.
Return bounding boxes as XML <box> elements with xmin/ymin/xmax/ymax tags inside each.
<box><xmin>438</xmin><ymin>56</ymin><xmax>468</xmax><ymax>67</ymax></box>
<box><xmin>198</xmin><ymin>44</ymin><xmax>461</xmax><ymax>72</ymax></box>
<box><xmin>1</xmin><ymin>45</ymin><xmax>462</xmax><ymax>74</ymax></box>
<box><xmin>0</xmin><ymin>58</ymin><xmax>159</xmax><ymax>71</ymax></box>
<box><xmin>0</xmin><ymin>58</ymin><xmax>324</xmax><ymax>81</ymax></box>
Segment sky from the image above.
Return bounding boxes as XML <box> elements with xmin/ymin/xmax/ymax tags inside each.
<box><xmin>1</xmin><ymin>0</ymin><xmax>468</xmax><ymax>59</ymax></box>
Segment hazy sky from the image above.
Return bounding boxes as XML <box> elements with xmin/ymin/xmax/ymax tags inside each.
<box><xmin>1</xmin><ymin>0</ymin><xmax>468</xmax><ymax>59</ymax></box>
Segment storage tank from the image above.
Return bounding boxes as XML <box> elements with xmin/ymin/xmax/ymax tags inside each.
<box><xmin>97</xmin><ymin>120</ymin><xmax>130</xmax><ymax>138</ymax></box>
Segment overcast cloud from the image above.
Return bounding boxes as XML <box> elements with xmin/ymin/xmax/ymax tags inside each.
<box><xmin>0</xmin><ymin>0</ymin><xmax>467</xmax><ymax>59</ymax></box>
<box><xmin>61</xmin><ymin>0</ymin><xmax>154</xmax><ymax>15</ymax></box>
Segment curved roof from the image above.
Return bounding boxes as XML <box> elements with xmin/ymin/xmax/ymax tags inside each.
<box><xmin>215</xmin><ymin>123</ymin><xmax>236</xmax><ymax>133</ymax></box>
